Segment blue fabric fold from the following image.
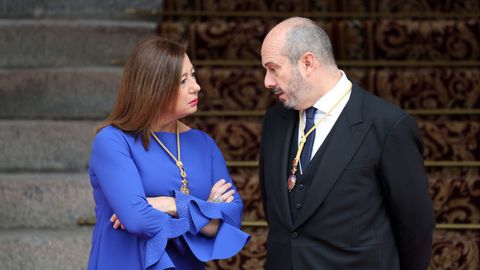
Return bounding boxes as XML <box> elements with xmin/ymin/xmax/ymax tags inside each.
<box><xmin>175</xmin><ymin>190</ymin><xmax>250</xmax><ymax>262</ymax></box>
<box><xmin>140</xmin><ymin>215</ymin><xmax>190</xmax><ymax>269</ymax></box>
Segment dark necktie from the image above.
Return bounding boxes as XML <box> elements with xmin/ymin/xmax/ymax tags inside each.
<box><xmin>300</xmin><ymin>107</ymin><xmax>317</xmax><ymax>171</ymax></box>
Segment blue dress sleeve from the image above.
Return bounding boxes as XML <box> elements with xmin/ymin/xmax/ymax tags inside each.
<box><xmin>174</xmin><ymin>134</ymin><xmax>250</xmax><ymax>261</ymax></box>
<box><xmin>90</xmin><ymin>127</ymin><xmax>190</xmax><ymax>269</ymax></box>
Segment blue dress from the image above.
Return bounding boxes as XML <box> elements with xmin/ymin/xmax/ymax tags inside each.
<box><xmin>87</xmin><ymin>125</ymin><xmax>249</xmax><ymax>270</ymax></box>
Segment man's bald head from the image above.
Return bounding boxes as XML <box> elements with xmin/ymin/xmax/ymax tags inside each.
<box><xmin>263</xmin><ymin>17</ymin><xmax>336</xmax><ymax>68</ymax></box>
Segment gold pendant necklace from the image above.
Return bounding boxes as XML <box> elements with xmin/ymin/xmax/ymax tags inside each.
<box><xmin>287</xmin><ymin>83</ymin><xmax>352</xmax><ymax>192</ymax></box>
<box><xmin>151</xmin><ymin>121</ymin><xmax>190</xmax><ymax>194</ymax></box>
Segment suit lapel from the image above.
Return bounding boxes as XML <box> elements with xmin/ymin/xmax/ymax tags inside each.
<box><xmin>292</xmin><ymin>84</ymin><xmax>372</xmax><ymax>230</ymax></box>
<box><xmin>269</xmin><ymin>106</ymin><xmax>296</xmax><ymax>228</ymax></box>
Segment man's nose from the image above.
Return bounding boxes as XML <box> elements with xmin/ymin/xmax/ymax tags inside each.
<box><xmin>264</xmin><ymin>73</ymin><xmax>275</xmax><ymax>89</ymax></box>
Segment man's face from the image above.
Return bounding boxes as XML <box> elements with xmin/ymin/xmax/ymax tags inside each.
<box><xmin>261</xmin><ymin>39</ymin><xmax>309</xmax><ymax>109</ymax></box>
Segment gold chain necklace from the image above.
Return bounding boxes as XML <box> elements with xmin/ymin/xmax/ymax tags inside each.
<box><xmin>151</xmin><ymin>121</ymin><xmax>190</xmax><ymax>194</ymax></box>
<box><xmin>287</xmin><ymin>82</ymin><xmax>352</xmax><ymax>192</ymax></box>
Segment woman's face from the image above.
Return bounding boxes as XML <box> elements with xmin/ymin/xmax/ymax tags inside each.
<box><xmin>174</xmin><ymin>54</ymin><xmax>201</xmax><ymax>118</ymax></box>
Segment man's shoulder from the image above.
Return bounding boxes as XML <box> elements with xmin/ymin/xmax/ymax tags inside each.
<box><xmin>354</xmin><ymin>83</ymin><xmax>407</xmax><ymax>123</ymax></box>
<box><xmin>264</xmin><ymin>103</ymin><xmax>292</xmax><ymax>119</ymax></box>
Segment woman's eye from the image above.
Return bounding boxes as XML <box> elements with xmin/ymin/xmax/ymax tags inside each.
<box><xmin>180</xmin><ymin>78</ymin><xmax>187</xmax><ymax>84</ymax></box>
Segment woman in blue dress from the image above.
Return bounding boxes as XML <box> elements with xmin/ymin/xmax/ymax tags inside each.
<box><xmin>87</xmin><ymin>36</ymin><xmax>249</xmax><ymax>270</ymax></box>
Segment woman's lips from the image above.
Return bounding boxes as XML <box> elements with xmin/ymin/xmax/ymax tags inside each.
<box><xmin>189</xmin><ymin>99</ymin><xmax>198</xmax><ymax>106</ymax></box>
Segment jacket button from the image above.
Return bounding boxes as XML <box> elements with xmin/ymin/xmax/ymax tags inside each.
<box><xmin>298</xmin><ymin>184</ymin><xmax>305</xmax><ymax>190</ymax></box>
<box><xmin>291</xmin><ymin>232</ymin><xmax>298</xmax><ymax>238</ymax></box>
<box><xmin>295</xmin><ymin>203</ymin><xmax>302</xmax><ymax>209</ymax></box>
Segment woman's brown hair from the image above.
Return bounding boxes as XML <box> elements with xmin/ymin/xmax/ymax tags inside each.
<box><xmin>97</xmin><ymin>36</ymin><xmax>187</xmax><ymax>149</ymax></box>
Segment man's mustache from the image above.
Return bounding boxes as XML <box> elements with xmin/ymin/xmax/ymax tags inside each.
<box><xmin>272</xmin><ymin>87</ymin><xmax>282</xmax><ymax>95</ymax></box>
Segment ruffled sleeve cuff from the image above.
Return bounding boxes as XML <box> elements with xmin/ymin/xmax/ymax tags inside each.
<box><xmin>174</xmin><ymin>191</ymin><xmax>250</xmax><ymax>262</ymax></box>
<box><xmin>140</xmin><ymin>214</ymin><xmax>190</xmax><ymax>270</ymax></box>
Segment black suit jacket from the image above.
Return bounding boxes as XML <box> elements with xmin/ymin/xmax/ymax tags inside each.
<box><xmin>259</xmin><ymin>83</ymin><xmax>435</xmax><ymax>270</ymax></box>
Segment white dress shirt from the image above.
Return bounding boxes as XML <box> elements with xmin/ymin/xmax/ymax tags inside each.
<box><xmin>297</xmin><ymin>70</ymin><xmax>352</xmax><ymax>174</ymax></box>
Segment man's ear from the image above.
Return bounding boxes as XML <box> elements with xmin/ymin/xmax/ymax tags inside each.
<box><xmin>300</xmin><ymin>52</ymin><xmax>316</xmax><ymax>77</ymax></box>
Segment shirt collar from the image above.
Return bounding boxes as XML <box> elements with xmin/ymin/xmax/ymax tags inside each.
<box><xmin>311</xmin><ymin>70</ymin><xmax>351</xmax><ymax>117</ymax></box>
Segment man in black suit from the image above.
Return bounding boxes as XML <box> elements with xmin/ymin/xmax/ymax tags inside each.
<box><xmin>259</xmin><ymin>17</ymin><xmax>435</xmax><ymax>270</ymax></box>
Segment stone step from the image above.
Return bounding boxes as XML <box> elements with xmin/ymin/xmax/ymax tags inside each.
<box><xmin>0</xmin><ymin>228</ymin><xmax>92</xmax><ymax>270</ymax></box>
<box><xmin>1</xmin><ymin>116</ymin><xmax>478</xmax><ymax>171</ymax></box>
<box><xmin>0</xmin><ymin>173</ymin><xmax>94</xmax><ymax>229</ymax></box>
<box><xmin>161</xmin><ymin>1</ymin><xmax>480</xmax><ymax>13</ymax></box>
<box><xmin>4</xmin><ymin>67</ymin><xmax>478</xmax><ymax>120</ymax></box>
<box><xmin>0</xmin><ymin>0</ymin><xmax>164</xmax><ymax>19</ymax></box>
<box><xmin>0</xmin><ymin>67</ymin><xmax>121</xmax><ymax>119</ymax></box>
<box><xmin>2</xmin><ymin>167</ymin><xmax>478</xmax><ymax>232</ymax></box>
<box><xmin>0</xmin><ymin>120</ymin><xmax>97</xmax><ymax>171</ymax></box>
<box><xmin>0</xmin><ymin>19</ymin><xmax>156</xmax><ymax>68</ymax></box>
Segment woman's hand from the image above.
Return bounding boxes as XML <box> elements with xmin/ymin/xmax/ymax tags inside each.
<box><xmin>207</xmin><ymin>179</ymin><xmax>235</xmax><ymax>203</ymax></box>
<box><xmin>201</xmin><ymin>219</ymin><xmax>220</xmax><ymax>237</ymax></box>
<box><xmin>110</xmin><ymin>213</ymin><xmax>124</xmax><ymax>230</ymax></box>
<box><xmin>146</xmin><ymin>196</ymin><xmax>177</xmax><ymax>217</ymax></box>
<box><xmin>202</xmin><ymin>179</ymin><xmax>236</xmax><ymax>237</ymax></box>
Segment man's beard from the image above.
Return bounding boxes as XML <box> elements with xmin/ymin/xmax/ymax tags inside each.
<box><xmin>282</xmin><ymin>68</ymin><xmax>309</xmax><ymax>109</ymax></box>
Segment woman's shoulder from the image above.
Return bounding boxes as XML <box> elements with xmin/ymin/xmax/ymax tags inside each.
<box><xmin>96</xmin><ymin>125</ymin><xmax>123</xmax><ymax>138</ymax></box>
<box><xmin>187</xmin><ymin>130</ymin><xmax>224</xmax><ymax>159</ymax></box>
<box><xmin>185</xmin><ymin>127</ymin><xmax>215</xmax><ymax>144</ymax></box>
<box><xmin>94</xmin><ymin>125</ymin><xmax>134</xmax><ymax>146</ymax></box>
